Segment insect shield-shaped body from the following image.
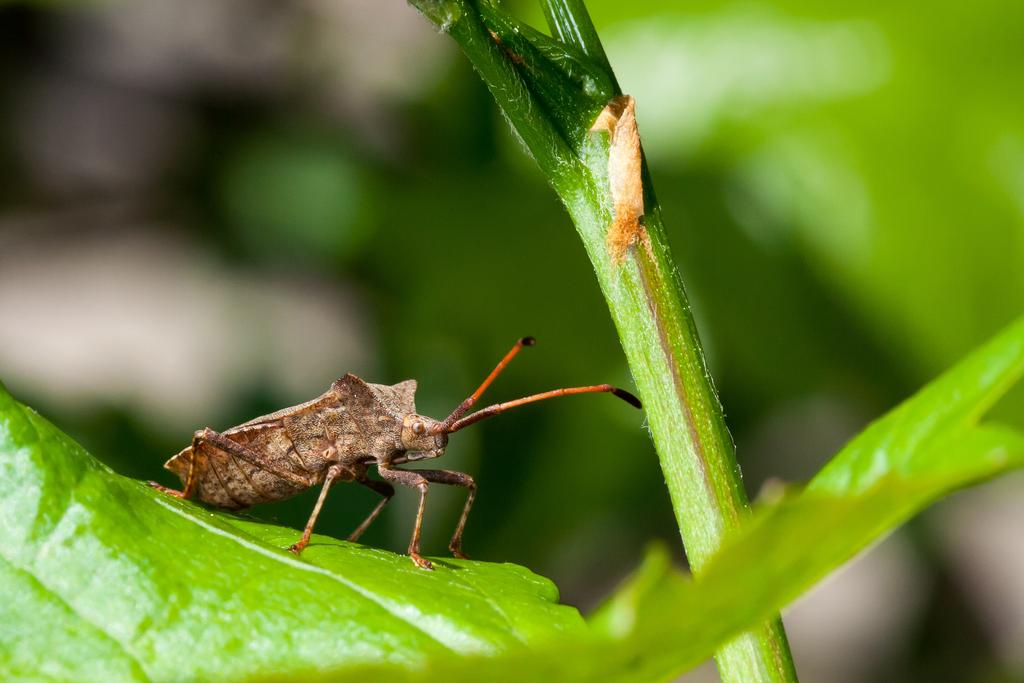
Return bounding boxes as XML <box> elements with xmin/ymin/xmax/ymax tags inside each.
<box><xmin>151</xmin><ymin>338</ymin><xmax>641</xmax><ymax>569</ymax></box>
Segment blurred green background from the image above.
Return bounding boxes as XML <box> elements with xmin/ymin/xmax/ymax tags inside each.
<box><xmin>0</xmin><ymin>1</ymin><xmax>1022</xmax><ymax>680</ymax></box>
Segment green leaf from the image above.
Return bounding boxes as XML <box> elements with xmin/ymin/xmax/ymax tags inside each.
<box><xmin>301</xmin><ymin>316</ymin><xmax>1024</xmax><ymax>682</ymax></box>
<box><xmin>588</xmin><ymin>316</ymin><xmax>1024</xmax><ymax>680</ymax></box>
<box><xmin>588</xmin><ymin>426</ymin><xmax>1024</xmax><ymax>681</ymax></box>
<box><xmin>0</xmin><ymin>384</ymin><xmax>586</xmax><ymax>682</ymax></box>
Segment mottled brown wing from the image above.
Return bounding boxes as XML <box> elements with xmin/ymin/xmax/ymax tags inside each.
<box><xmin>202</xmin><ymin>443</ymin><xmax>309</xmax><ymax>509</ymax></box>
<box><xmin>163</xmin><ymin>385</ymin><xmax>344</xmax><ymax>508</ymax></box>
<box><xmin>227</xmin><ymin>374</ymin><xmax>383</xmax><ymax>483</ymax></box>
<box><xmin>222</xmin><ymin>424</ymin><xmax>320</xmax><ymax>506</ymax></box>
<box><xmin>164</xmin><ymin>374</ymin><xmax>392</xmax><ymax>509</ymax></box>
<box><xmin>165</xmin><ymin>426</ymin><xmax>319</xmax><ymax>509</ymax></box>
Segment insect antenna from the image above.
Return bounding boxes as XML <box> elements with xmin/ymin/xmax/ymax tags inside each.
<box><xmin>434</xmin><ymin>337</ymin><xmax>642</xmax><ymax>435</ymax></box>
<box><xmin>444</xmin><ymin>384</ymin><xmax>641</xmax><ymax>433</ymax></box>
<box><xmin>434</xmin><ymin>336</ymin><xmax>536</xmax><ymax>433</ymax></box>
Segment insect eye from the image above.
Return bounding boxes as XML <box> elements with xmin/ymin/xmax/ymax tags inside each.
<box><xmin>412</xmin><ymin>421</ymin><xmax>425</xmax><ymax>435</ymax></box>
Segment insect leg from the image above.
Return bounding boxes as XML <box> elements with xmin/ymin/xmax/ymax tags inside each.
<box><xmin>347</xmin><ymin>478</ymin><xmax>395</xmax><ymax>543</ymax></box>
<box><xmin>415</xmin><ymin>470</ymin><xmax>476</xmax><ymax>559</ymax></box>
<box><xmin>377</xmin><ymin>466</ymin><xmax>433</xmax><ymax>569</ymax></box>
<box><xmin>147</xmin><ymin>481</ymin><xmax>188</xmax><ymax>498</ymax></box>
<box><xmin>289</xmin><ymin>463</ymin><xmax>344</xmax><ymax>555</ymax></box>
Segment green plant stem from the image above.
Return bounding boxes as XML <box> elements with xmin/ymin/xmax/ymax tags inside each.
<box><xmin>408</xmin><ymin>1</ymin><xmax>797</xmax><ymax>679</ymax></box>
<box><xmin>565</xmin><ymin>170</ymin><xmax>798</xmax><ymax>683</ymax></box>
<box><xmin>539</xmin><ymin>0</ymin><xmax>620</xmax><ymax>91</ymax></box>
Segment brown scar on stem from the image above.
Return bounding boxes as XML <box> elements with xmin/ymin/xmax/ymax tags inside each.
<box><xmin>590</xmin><ymin>95</ymin><xmax>651</xmax><ymax>263</ymax></box>
<box><xmin>487</xmin><ymin>29</ymin><xmax>525</xmax><ymax>65</ymax></box>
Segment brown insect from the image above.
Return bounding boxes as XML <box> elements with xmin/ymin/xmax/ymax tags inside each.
<box><xmin>149</xmin><ymin>337</ymin><xmax>641</xmax><ymax>569</ymax></box>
